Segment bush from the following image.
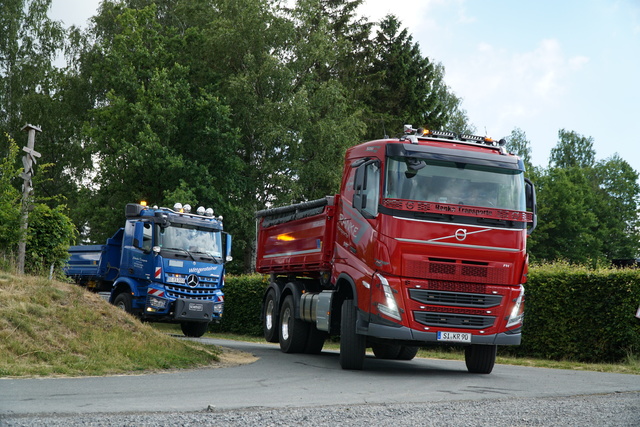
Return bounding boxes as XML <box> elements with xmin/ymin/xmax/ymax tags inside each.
<box><xmin>511</xmin><ymin>262</ymin><xmax>640</xmax><ymax>363</ymax></box>
<box><xmin>210</xmin><ymin>274</ymin><xmax>267</xmax><ymax>336</ymax></box>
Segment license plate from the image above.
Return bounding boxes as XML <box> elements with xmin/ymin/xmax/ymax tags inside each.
<box><xmin>437</xmin><ymin>331</ymin><xmax>471</xmax><ymax>343</ymax></box>
<box><xmin>189</xmin><ymin>303</ymin><xmax>204</xmax><ymax>312</ymax></box>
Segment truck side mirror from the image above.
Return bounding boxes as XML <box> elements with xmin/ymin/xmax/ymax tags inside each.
<box><xmin>525</xmin><ymin>178</ymin><xmax>537</xmax><ymax>235</ymax></box>
<box><xmin>224</xmin><ymin>232</ymin><xmax>233</xmax><ymax>262</ymax></box>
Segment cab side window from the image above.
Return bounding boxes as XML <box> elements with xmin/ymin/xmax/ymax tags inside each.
<box><xmin>353</xmin><ymin>159</ymin><xmax>380</xmax><ymax>218</ymax></box>
<box><xmin>142</xmin><ymin>222</ymin><xmax>153</xmax><ymax>252</ymax></box>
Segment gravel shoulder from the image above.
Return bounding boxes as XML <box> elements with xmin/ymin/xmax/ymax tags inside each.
<box><xmin>2</xmin><ymin>392</ymin><xmax>639</xmax><ymax>426</ymax></box>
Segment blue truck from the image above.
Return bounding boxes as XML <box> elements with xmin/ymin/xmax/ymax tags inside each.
<box><xmin>65</xmin><ymin>202</ymin><xmax>232</xmax><ymax>337</ymax></box>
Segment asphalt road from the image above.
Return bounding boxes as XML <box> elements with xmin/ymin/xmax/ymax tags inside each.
<box><xmin>1</xmin><ymin>338</ymin><xmax>639</xmax><ymax>419</ymax></box>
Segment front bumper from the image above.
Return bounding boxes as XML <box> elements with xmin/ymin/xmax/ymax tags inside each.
<box><xmin>362</xmin><ymin>315</ymin><xmax>521</xmax><ymax>345</ymax></box>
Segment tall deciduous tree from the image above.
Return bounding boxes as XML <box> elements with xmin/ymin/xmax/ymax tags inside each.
<box><xmin>549</xmin><ymin>129</ymin><xmax>596</xmax><ymax>169</ymax></box>
<box><xmin>79</xmin><ymin>4</ymin><xmax>242</xmax><ymax>245</ymax></box>
<box><xmin>505</xmin><ymin>127</ymin><xmax>533</xmax><ymax>174</ymax></box>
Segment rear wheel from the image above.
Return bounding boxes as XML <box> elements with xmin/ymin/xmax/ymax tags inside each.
<box><xmin>181</xmin><ymin>322</ymin><xmax>209</xmax><ymax>338</ymax></box>
<box><xmin>339</xmin><ymin>300</ymin><xmax>366</xmax><ymax>370</ymax></box>
<box><xmin>371</xmin><ymin>343</ymin><xmax>401</xmax><ymax>359</ymax></box>
<box><xmin>465</xmin><ymin>344</ymin><xmax>497</xmax><ymax>374</ymax></box>
<box><xmin>279</xmin><ymin>295</ymin><xmax>309</xmax><ymax>353</ymax></box>
<box><xmin>396</xmin><ymin>346</ymin><xmax>419</xmax><ymax>361</ymax></box>
<box><xmin>263</xmin><ymin>289</ymin><xmax>279</xmax><ymax>343</ymax></box>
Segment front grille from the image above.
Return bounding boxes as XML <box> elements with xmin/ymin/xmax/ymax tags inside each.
<box><xmin>165</xmin><ymin>276</ymin><xmax>220</xmax><ymax>300</ymax></box>
<box><xmin>409</xmin><ymin>289</ymin><xmax>502</xmax><ymax>308</ymax></box>
<box><xmin>414</xmin><ymin>311</ymin><xmax>495</xmax><ymax>329</ymax></box>
<box><xmin>404</xmin><ymin>258</ymin><xmax>509</xmax><ymax>284</ymax></box>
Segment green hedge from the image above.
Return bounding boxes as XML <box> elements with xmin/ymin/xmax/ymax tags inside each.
<box><xmin>210</xmin><ymin>274</ymin><xmax>267</xmax><ymax>336</ymax></box>
<box><xmin>214</xmin><ymin>266</ymin><xmax>640</xmax><ymax>363</ymax></box>
<box><xmin>512</xmin><ymin>263</ymin><xmax>640</xmax><ymax>363</ymax></box>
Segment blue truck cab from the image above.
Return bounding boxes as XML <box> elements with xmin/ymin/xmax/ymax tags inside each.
<box><xmin>65</xmin><ymin>202</ymin><xmax>232</xmax><ymax>337</ymax></box>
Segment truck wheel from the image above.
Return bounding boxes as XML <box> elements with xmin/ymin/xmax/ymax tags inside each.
<box><xmin>181</xmin><ymin>322</ymin><xmax>209</xmax><ymax>338</ymax></box>
<box><xmin>263</xmin><ymin>289</ymin><xmax>279</xmax><ymax>343</ymax></box>
<box><xmin>279</xmin><ymin>295</ymin><xmax>309</xmax><ymax>353</ymax></box>
<box><xmin>114</xmin><ymin>292</ymin><xmax>133</xmax><ymax>313</ymax></box>
<box><xmin>371</xmin><ymin>343</ymin><xmax>401</xmax><ymax>359</ymax></box>
<box><xmin>339</xmin><ymin>299</ymin><xmax>366</xmax><ymax>370</ymax></box>
<box><xmin>304</xmin><ymin>326</ymin><xmax>327</xmax><ymax>354</ymax></box>
<box><xmin>465</xmin><ymin>344</ymin><xmax>497</xmax><ymax>374</ymax></box>
<box><xmin>396</xmin><ymin>346</ymin><xmax>419</xmax><ymax>361</ymax></box>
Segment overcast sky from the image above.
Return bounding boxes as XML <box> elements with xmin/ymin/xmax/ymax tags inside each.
<box><xmin>50</xmin><ymin>0</ymin><xmax>640</xmax><ymax>174</ymax></box>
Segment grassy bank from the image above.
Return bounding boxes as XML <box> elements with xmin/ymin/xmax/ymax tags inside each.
<box><xmin>0</xmin><ymin>272</ymin><xmax>221</xmax><ymax>378</ymax></box>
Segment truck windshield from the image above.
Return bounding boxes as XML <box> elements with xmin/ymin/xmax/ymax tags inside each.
<box><xmin>384</xmin><ymin>156</ymin><xmax>526</xmax><ymax>211</ymax></box>
<box><xmin>158</xmin><ymin>225</ymin><xmax>222</xmax><ymax>258</ymax></box>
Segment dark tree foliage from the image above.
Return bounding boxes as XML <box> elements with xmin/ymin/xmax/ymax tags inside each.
<box><xmin>362</xmin><ymin>15</ymin><xmax>469</xmax><ymax>140</ymax></box>
<box><xmin>529</xmin><ymin>130</ymin><xmax>640</xmax><ymax>263</ymax></box>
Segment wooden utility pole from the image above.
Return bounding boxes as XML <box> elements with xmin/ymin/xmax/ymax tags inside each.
<box><xmin>17</xmin><ymin>124</ymin><xmax>42</xmax><ymax>275</ymax></box>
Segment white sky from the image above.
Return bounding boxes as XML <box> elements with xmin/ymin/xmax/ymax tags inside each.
<box><xmin>50</xmin><ymin>0</ymin><xmax>640</xmax><ymax>173</ymax></box>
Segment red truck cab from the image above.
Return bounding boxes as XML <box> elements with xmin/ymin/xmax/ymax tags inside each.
<box><xmin>256</xmin><ymin>126</ymin><xmax>536</xmax><ymax>372</ymax></box>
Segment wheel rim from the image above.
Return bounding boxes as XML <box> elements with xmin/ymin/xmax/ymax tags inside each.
<box><xmin>265</xmin><ymin>299</ymin><xmax>274</xmax><ymax>330</ymax></box>
<box><xmin>281</xmin><ymin>306</ymin><xmax>291</xmax><ymax>341</ymax></box>
<box><xmin>116</xmin><ymin>301</ymin><xmax>125</xmax><ymax>311</ymax></box>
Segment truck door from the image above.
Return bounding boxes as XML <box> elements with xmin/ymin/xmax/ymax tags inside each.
<box><xmin>124</xmin><ymin>220</ymin><xmax>156</xmax><ymax>282</ymax></box>
<box><xmin>338</xmin><ymin>159</ymin><xmax>380</xmax><ymax>311</ymax></box>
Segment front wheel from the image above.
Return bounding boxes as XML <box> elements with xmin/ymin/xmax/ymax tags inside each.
<box><xmin>465</xmin><ymin>344</ymin><xmax>497</xmax><ymax>374</ymax></box>
<box><xmin>113</xmin><ymin>292</ymin><xmax>133</xmax><ymax>313</ymax></box>
<box><xmin>279</xmin><ymin>295</ymin><xmax>309</xmax><ymax>353</ymax></box>
<box><xmin>263</xmin><ymin>289</ymin><xmax>279</xmax><ymax>343</ymax></box>
<box><xmin>339</xmin><ymin>300</ymin><xmax>366</xmax><ymax>370</ymax></box>
<box><xmin>371</xmin><ymin>343</ymin><xmax>401</xmax><ymax>359</ymax></box>
<box><xmin>181</xmin><ymin>322</ymin><xmax>209</xmax><ymax>338</ymax></box>
<box><xmin>396</xmin><ymin>346</ymin><xmax>419</xmax><ymax>361</ymax></box>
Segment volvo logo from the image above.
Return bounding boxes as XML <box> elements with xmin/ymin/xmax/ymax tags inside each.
<box><xmin>186</xmin><ymin>274</ymin><xmax>199</xmax><ymax>288</ymax></box>
<box><xmin>455</xmin><ymin>228</ymin><xmax>467</xmax><ymax>241</ymax></box>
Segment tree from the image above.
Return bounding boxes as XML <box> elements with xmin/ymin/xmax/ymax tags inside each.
<box><xmin>591</xmin><ymin>155</ymin><xmax>640</xmax><ymax>259</ymax></box>
<box><xmin>528</xmin><ymin>166</ymin><xmax>601</xmax><ymax>263</ymax></box>
<box><xmin>549</xmin><ymin>129</ymin><xmax>596</xmax><ymax>169</ymax></box>
<box><xmin>79</xmin><ymin>4</ymin><xmax>243</xmax><ymax>244</ymax></box>
<box><xmin>505</xmin><ymin>127</ymin><xmax>533</xmax><ymax>174</ymax></box>
<box><xmin>0</xmin><ymin>134</ymin><xmax>22</xmax><ymax>262</ymax></box>
<box><xmin>529</xmin><ymin>130</ymin><xmax>640</xmax><ymax>263</ymax></box>
<box><xmin>362</xmin><ymin>15</ymin><xmax>473</xmax><ymax>139</ymax></box>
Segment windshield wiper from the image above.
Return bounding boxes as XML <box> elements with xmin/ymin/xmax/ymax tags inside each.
<box><xmin>190</xmin><ymin>251</ymin><xmax>219</xmax><ymax>262</ymax></box>
<box><xmin>162</xmin><ymin>247</ymin><xmax>195</xmax><ymax>260</ymax></box>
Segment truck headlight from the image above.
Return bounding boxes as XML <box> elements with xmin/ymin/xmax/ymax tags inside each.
<box><xmin>375</xmin><ymin>273</ymin><xmax>401</xmax><ymax>321</ymax></box>
<box><xmin>506</xmin><ymin>286</ymin><xmax>525</xmax><ymax>328</ymax></box>
<box><xmin>213</xmin><ymin>302</ymin><xmax>224</xmax><ymax>314</ymax></box>
<box><xmin>148</xmin><ymin>296</ymin><xmax>168</xmax><ymax>309</ymax></box>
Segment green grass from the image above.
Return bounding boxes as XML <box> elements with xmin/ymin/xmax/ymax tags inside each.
<box><xmin>0</xmin><ymin>273</ymin><xmax>221</xmax><ymax>378</ymax></box>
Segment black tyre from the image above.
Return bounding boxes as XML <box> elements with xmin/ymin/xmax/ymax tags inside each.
<box><xmin>396</xmin><ymin>346</ymin><xmax>419</xmax><ymax>361</ymax></box>
<box><xmin>339</xmin><ymin>299</ymin><xmax>366</xmax><ymax>370</ymax></box>
<box><xmin>304</xmin><ymin>325</ymin><xmax>327</xmax><ymax>354</ymax></box>
<box><xmin>465</xmin><ymin>344</ymin><xmax>497</xmax><ymax>374</ymax></box>
<box><xmin>181</xmin><ymin>322</ymin><xmax>209</xmax><ymax>338</ymax></box>
<box><xmin>263</xmin><ymin>289</ymin><xmax>279</xmax><ymax>343</ymax></box>
<box><xmin>279</xmin><ymin>295</ymin><xmax>309</xmax><ymax>353</ymax></box>
<box><xmin>113</xmin><ymin>292</ymin><xmax>133</xmax><ymax>313</ymax></box>
<box><xmin>371</xmin><ymin>343</ymin><xmax>401</xmax><ymax>359</ymax></box>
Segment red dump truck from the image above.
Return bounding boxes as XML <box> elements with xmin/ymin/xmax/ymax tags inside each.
<box><xmin>256</xmin><ymin>125</ymin><xmax>536</xmax><ymax>372</ymax></box>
